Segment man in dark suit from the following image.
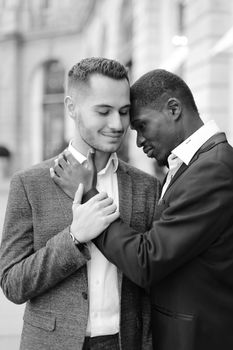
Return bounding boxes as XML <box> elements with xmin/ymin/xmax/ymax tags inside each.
<box><xmin>56</xmin><ymin>69</ymin><xmax>233</xmax><ymax>350</ymax></box>
<box><xmin>0</xmin><ymin>58</ymin><xmax>157</xmax><ymax>350</ymax></box>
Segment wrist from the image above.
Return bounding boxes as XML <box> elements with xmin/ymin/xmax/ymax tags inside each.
<box><xmin>69</xmin><ymin>231</ymin><xmax>81</xmax><ymax>244</ymax></box>
<box><xmin>69</xmin><ymin>229</ymin><xmax>86</xmax><ymax>249</ymax></box>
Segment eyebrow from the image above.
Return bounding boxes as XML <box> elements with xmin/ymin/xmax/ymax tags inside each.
<box><xmin>94</xmin><ymin>104</ymin><xmax>131</xmax><ymax>109</ymax></box>
<box><xmin>131</xmin><ymin>119</ymin><xmax>140</xmax><ymax>126</ymax></box>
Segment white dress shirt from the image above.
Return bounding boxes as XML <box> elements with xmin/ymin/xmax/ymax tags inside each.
<box><xmin>160</xmin><ymin>120</ymin><xmax>220</xmax><ymax>198</ymax></box>
<box><xmin>68</xmin><ymin>142</ymin><xmax>120</xmax><ymax>337</ymax></box>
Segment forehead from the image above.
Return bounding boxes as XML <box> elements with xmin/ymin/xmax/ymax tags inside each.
<box><xmin>130</xmin><ymin>105</ymin><xmax>157</xmax><ymax>124</ymax></box>
<box><xmin>86</xmin><ymin>74</ymin><xmax>130</xmax><ymax>103</ymax></box>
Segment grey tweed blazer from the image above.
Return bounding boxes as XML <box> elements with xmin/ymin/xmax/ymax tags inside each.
<box><xmin>0</xmin><ymin>156</ymin><xmax>158</xmax><ymax>350</ymax></box>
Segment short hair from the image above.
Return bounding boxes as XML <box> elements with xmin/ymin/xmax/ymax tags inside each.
<box><xmin>67</xmin><ymin>57</ymin><xmax>129</xmax><ymax>95</ymax></box>
<box><xmin>131</xmin><ymin>69</ymin><xmax>198</xmax><ymax>113</ymax></box>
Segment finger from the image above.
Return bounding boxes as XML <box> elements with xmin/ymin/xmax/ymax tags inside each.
<box><xmin>53</xmin><ymin>164</ymin><xmax>64</xmax><ymax>177</ymax></box>
<box><xmin>102</xmin><ymin>203</ymin><xmax>117</xmax><ymax>215</ymax></box>
<box><xmin>73</xmin><ymin>183</ymin><xmax>84</xmax><ymax>206</ymax></box>
<box><xmin>105</xmin><ymin>211</ymin><xmax>120</xmax><ymax>225</ymax></box>
<box><xmin>50</xmin><ymin>168</ymin><xmax>62</xmax><ymax>185</ymax></box>
<box><xmin>97</xmin><ymin>197</ymin><xmax>114</xmax><ymax>208</ymax></box>
<box><xmin>88</xmin><ymin>192</ymin><xmax>108</xmax><ymax>204</ymax></box>
<box><xmin>64</xmin><ymin>149</ymin><xmax>80</xmax><ymax>166</ymax></box>
<box><xmin>50</xmin><ymin>166</ymin><xmax>61</xmax><ymax>179</ymax></box>
<box><xmin>50</xmin><ymin>167</ymin><xmax>55</xmax><ymax>178</ymax></box>
<box><xmin>57</xmin><ymin>155</ymin><xmax>69</xmax><ymax>170</ymax></box>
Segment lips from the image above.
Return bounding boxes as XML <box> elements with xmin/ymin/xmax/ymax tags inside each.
<box><xmin>143</xmin><ymin>145</ymin><xmax>154</xmax><ymax>158</ymax></box>
<box><xmin>101</xmin><ymin>133</ymin><xmax>123</xmax><ymax>139</ymax></box>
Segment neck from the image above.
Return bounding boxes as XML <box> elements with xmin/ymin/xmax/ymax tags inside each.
<box><xmin>183</xmin><ymin>113</ymin><xmax>204</xmax><ymax>140</ymax></box>
<box><xmin>94</xmin><ymin>151</ymin><xmax>111</xmax><ymax>172</ymax></box>
<box><xmin>72</xmin><ymin>139</ymin><xmax>111</xmax><ymax>172</ymax></box>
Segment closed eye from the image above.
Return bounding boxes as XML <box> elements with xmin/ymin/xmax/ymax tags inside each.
<box><xmin>120</xmin><ymin>110</ymin><xmax>129</xmax><ymax>116</ymax></box>
<box><xmin>98</xmin><ymin>110</ymin><xmax>110</xmax><ymax>116</ymax></box>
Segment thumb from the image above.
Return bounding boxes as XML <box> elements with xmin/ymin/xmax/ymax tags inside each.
<box><xmin>73</xmin><ymin>183</ymin><xmax>84</xmax><ymax>206</ymax></box>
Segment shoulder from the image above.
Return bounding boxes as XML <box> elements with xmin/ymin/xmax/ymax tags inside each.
<box><xmin>10</xmin><ymin>156</ymin><xmax>56</xmax><ymax>187</ymax></box>
<box><xmin>118</xmin><ymin>159</ymin><xmax>157</xmax><ymax>182</ymax></box>
<box><xmin>192</xmin><ymin>139</ymin><xmax>233</xmax><ymax>175</ymax></box>
<box><xmin>118</xmin><ymin>159</ymin><xmax>155</xmax><ymax>179</ymax></box>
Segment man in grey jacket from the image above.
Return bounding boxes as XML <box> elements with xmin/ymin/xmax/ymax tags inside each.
<box><xmin>0</xmin><ymin>57</ymin><xmax>157</xmax><ymax>350</ymax></box>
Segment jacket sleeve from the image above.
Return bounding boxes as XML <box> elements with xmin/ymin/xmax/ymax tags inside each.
<box><xmin>0</xmin><ymin>173</ymin><xmax>90</xmax><ymax>304</ymax></box>
<box><xmin>140</xmin><ymin>289</ymin><xmax>153</xmax><ymax>349</ymax></box>
<box><xmin>94</xmin><ymin>159</ymin><xmax>233</xmax><ymax>288</ymax></box>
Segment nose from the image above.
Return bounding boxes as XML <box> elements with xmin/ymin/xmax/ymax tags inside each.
<box><xmin>136</xmin><ymin>132</ymin><xmax>146</xmax><ymax>147</ymax></box>
<box><xmin>108</xmin><ymin>112</ymin><xmax>124</xmax><ymax>132</ymax></box>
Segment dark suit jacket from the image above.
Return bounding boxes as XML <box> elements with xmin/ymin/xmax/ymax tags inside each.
<box><xmin>0</xmin><ymin>156</ymin><xmax>158</xmax><ymax>350</ymax></box>
<box><xmin>94</xmin><ymin>133</ymin><xmax>233</xmax><ymax>350</ymax></box>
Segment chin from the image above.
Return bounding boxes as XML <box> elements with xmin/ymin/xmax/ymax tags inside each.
<box><xmin>156</xmin><ymin>157</ymin><xmax>168</xmax><ymax>167</ymax></box>
<box><xmin>98</xmin><ymin>145</ymin><xmax>120</xmax><ymax>153</ymax></box>
<box><xmin>105</xmin><ymin>142</ymin><xmax>122</xmax><ymax>152</ymax></box>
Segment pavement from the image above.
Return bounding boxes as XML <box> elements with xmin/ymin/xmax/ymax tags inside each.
<box><xmin>0</xmin><ymin>179</ymin><xmax>24</xmax><ymax>350</ymax></box>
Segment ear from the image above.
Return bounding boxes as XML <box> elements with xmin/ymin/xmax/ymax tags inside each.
<box><xmin>167</xmin><ymin>98</ymin><xmax>182</xmax><ymax>120</ymax></box>
<box><xmin>64</xmin><ymin>95</ymin><xmax>76</xmax><ymax>120</ymax></box>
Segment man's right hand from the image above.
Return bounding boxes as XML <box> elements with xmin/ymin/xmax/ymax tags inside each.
<box><xmin>70</xmin><ymin>184</ymin><xmax>119</xmax><ymax>243</ymax></box>
<box><xmin>50</xmin><ymin>149</ymin><xmax>97</xmax><ymax>199</ymax></box>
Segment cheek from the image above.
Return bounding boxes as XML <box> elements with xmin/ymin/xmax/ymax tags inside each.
<box><xmin>122</xmin><ymin>118</ymin><xmax>130</xmax><ymax>130</ymax></box>
<box><xmin>78</xmin><ymin>113</ymin><xmax>100</xmax><ymax>131</ymax></box>
<box><xmin>146</xmin><ymin>129</ymin><xmax>157</xmax><ymax>143</ymax></box>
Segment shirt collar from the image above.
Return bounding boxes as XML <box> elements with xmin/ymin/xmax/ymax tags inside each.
<box><xmin>68</xmin><ymin>141</ymin><xmax>86</xmax><ymax>164</ymax></box>
<box><xmin>68</xmin><ymin>140</ymin><xmax>119</xmax><ymax>174</ymax></box>
<box><xmin>172</xmin><ymin>120</ymin><xmax>220</xmax><ymax>165</ymax></box>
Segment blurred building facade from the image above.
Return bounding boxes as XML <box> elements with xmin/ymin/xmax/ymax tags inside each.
<box><xmin>1</xmin><ymin>0</ymin><xmax>233</xmax><ymax>177</ymax></box>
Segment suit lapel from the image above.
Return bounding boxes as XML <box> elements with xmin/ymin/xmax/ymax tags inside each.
<box><xmin>117</xmin><ymin>160</ymin><xmax>132</xmax><ymax>226</ymax></box>
<box><xmin>168</xmin><ymin>162</ymin><xmax>188</xmax><ymax>188</ymax></box>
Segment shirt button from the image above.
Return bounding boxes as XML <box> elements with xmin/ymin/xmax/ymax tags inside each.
<box><xmin>82</xmin><ymin>292</ymin><xmax>88</xmax><ymax>300</ymax></box>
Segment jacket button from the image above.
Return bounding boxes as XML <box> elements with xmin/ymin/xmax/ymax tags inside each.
<box><xmin>82</xmin><ymin>292</ymin><xmax>88</xmax><ymax>300</ymax></box>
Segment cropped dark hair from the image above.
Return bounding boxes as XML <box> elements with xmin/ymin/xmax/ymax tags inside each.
<box><xmin>131</xmin><ymin>69</ymin><xmax>198</xmax><ymax>113</ymax></box>
<box><xmin>67</xmin><ymin>57</ymin><xmax>129</xmax><ymax>93</ymax></box>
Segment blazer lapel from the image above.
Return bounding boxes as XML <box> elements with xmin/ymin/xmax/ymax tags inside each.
<box><xmin>117</xmin><ymin>160</ymin><xmax>132</xmax><ymax>226</ymax></box>
<box><xmin>168</xmin><ymin>162</ymin><xmax>188</xmax><ymax>188</ymax></box>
